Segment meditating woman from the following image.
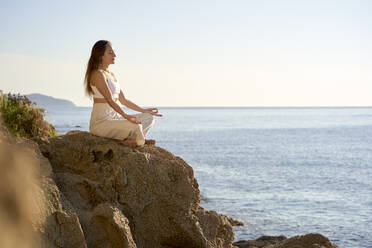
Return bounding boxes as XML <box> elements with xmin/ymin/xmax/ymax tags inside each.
<box><xmin>84</xmin><ymin>40</ymin><xmax>162</xmax><ymax>148</ymax></box>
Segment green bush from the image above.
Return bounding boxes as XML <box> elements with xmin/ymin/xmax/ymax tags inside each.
<box><xmin>0</xmin><ymin>93</ymin><xmax>58</xmax><ymax>138</ymax></box>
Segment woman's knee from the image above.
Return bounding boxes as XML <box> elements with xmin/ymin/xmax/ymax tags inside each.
<box><xmin>137</xmin><ymin>113</ymin><xmax>154</xmax><ymax>127</ymax></box>
<box><xmin>142</xmin><ymin>113</ymin><xmax>153</xmax><ymax>122</ymax></box>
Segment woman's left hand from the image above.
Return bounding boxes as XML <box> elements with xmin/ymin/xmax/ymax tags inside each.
<box><xmin>143</xmin><ymin>108</ymin><xmax>163</xmax><ymax>117</ymax></box>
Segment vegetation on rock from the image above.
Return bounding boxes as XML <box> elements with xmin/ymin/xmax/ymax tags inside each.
<box><xmin>0</xmin><ymin>92</ymin><xmax>58</xmax><ymax>138</ymax></box>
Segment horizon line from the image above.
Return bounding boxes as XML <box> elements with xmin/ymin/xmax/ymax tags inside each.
<box><xmin>76</xmin><ymin>105</ymin><xmax>372</xmax><ymax>108</ymax></box>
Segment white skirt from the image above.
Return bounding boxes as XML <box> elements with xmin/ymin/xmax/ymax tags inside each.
<box><xmin>89</xmin><ymin>100</ymin><xmax>154</xmax><ymax>146</ymax></box>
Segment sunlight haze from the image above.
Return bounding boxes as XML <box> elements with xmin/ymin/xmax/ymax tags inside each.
<box><xmin>1</xmin><ymin>0</ymin><xmax>371</xmax><ymax>106</ymax></box>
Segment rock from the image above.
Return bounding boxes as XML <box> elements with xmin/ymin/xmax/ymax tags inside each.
<box><xmin>35</xmin><ymin>130</ymin><xmax>236</xmax><ymax>248</ymax></box>
<box><xmin>0</xmin><ymin>131</ymin><xmax>39</xmax><ymax>248</ymax></box>
<box><xmin>0</xmin><ymin>123</ymin><xmax>87</xmax><ymax>248</ymax></box>
<box><xmin>220</xmin><ymin>214</ymin><xmax>245</xmax><ymax>227</ymax></box>
<box><xmin>234</xmin><ymin>235</ymin><xmax>287</xmax><ymax>248</ymax></box>
<box><xmin>53</xmin><ymin>210</ymin><xmax>87</xmax><ymax>248</ymax></box>
<box><xmin>92</xmin><ymin>203</ymin><xmax>136</xmax><ymax>248</ymax></box>
<box><xmin>267</xmin><ymin>233</ymin><xmax>339</xmax><ymax>248</ymax></box>
<box><xmin>234</xmin><ymin>234</ymin><xmax>338</xmax><ymax>248</ymax></box>
<box><xmin>1</xmin><ymin>120</ymin><xmax>339</xmax><ymax>248</ymax></box>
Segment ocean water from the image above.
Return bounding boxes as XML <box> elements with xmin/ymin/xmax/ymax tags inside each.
<box><xmin>44</xmin><ymin>106</ymin><xmax>372</xmax><ymax>248</ymax></box>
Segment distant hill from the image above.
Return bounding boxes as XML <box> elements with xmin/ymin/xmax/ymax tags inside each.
<box><xmin>26</xmin><ymin>93</ymin><xmax>76</xmax><ymax>108</ymax></box>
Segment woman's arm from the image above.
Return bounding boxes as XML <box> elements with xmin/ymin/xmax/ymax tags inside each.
<box><xmin>119</xmin><ymin>90</ymin><xmax>145</xmax><ymax>113</ymax></box>
<box><xmin>91</xmin><ymin>71</ymin><xmax>139</xmax><ymax>123</ymax></box>
<box><xmin>118</xmin><ymin>87</ymin><xmax>162</xmax><ymax>117</ymax></box>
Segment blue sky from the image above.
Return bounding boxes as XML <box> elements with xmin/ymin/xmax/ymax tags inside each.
<box><xmin>1</xmin><ymin>0</ymin><xmax>371</xmax><ymax>106</ymax></box>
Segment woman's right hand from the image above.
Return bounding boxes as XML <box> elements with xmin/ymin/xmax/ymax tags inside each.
<box><xmin>124</xmin><ymin>114</ymin><xmax>142</xmax><ymax>124</ymax></box>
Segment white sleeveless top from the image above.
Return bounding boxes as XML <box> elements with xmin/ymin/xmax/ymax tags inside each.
<box><xmin>91</xmin><ymin>70</ymin><xmax>121</xmax><ymax>99</ymax></box>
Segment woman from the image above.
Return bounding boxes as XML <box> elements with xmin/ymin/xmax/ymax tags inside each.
<box><xmin>84</xmin><ymin>40</ymin><xmax>162</xmax><ymax>148</ymax></box>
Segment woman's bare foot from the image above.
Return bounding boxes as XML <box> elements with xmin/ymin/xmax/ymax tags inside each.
<box><xmin>145</xmin><ymin>139</ymin><xmax>156</xmax><ymax>145</ymax></box>
<box><xmin>121</xmin><ymin>139</ymin><xmax>137</xmax><ymax>148</ymax></box>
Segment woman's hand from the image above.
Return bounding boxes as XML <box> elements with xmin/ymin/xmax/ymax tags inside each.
<box><xmin>143</xmin><ymin>108</ymin><xmax>163</xmax><ymax>117</ymax></box>
<box><xmin>124</xmin><ymin>114</ymin><xmax>142</xmax><ymax>124</ymax></box>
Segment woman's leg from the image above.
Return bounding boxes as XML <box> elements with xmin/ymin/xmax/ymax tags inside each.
<box><xmin>134</xmin><ymin>113</ymin><xmax>156</xmax><ymax>145</ymax></box>
<box><xmin>94</xmin><ymin>119</ymin><xmax>146</xmax><ymax>147</ymax></box>
<box><xmin>134</xmin><ymin>113</ymin><xmax>155</xmax><ymax>137</ymax></box>
<box><xmin>90</xmin><ymin>104</ymin><xmax>148</xmax><ymax>147</ymax></box>
<box><xmin>126</xmin><ymin>124</ymin><xmax>145</xmax><ymax>146</ymax></box>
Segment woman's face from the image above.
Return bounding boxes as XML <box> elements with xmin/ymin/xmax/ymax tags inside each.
<box><xmin>101</xmin><ymin>45</ymin><xmax>116</xmax><ymax>65</ymax></box>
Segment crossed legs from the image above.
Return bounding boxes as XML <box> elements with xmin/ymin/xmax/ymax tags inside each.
<box><xmin>120</xmin><ymin>113</ymin><xmax>156</xmax><ymax>148</ymax></box>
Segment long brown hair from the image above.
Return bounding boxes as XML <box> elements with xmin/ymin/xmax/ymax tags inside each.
<box><xmin>84</xmin><ymin>40</ymin><xmax>111</xmax><ymax>98</ymax></box>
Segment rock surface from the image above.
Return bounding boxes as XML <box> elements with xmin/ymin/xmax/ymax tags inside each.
<box><xmin>221</xmin><ymin>214</ymin><xmax>245</xmax><ymax>227</ymax></box>
<box><xmin>0</xmin><ymin>124</ymin><xmax>87</xmax><ymax>248</ymax></box>
<box><xmin>34</xmin><ymin>130</ymin><xmax>235</xmax><ymax>248</ymax></box>
<box><xmin>234</xmin><ymin>235</ymin><xmax>287</xmax><ymax>248</ymax></box>
<box><xmin>0</xmin><ymin>120</ymin><xmax>340</xmax><ymax>248</ymax></box>
<box><xmin>233</xmin><ymin>233</ymin><xmax>339</xmax><ymax>248</ymax></box>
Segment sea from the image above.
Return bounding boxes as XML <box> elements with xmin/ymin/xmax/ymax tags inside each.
<box><xmin>44</xmin><ymin>106</ymin><xmax>372</xmax><ymax>248</ymax></box>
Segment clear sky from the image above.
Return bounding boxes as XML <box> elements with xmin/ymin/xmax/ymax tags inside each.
<box><xmin>1</xmin><ymin>0</ymin><xmax>371</xmax><ymax>107</ymax></box>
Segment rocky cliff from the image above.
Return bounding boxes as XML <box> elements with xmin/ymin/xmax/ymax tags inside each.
<box><xmin>35</xmin><ymin>130</ymin><xmax>236</xmax><ymax>248</ymax></box>
<box><xmin>1</xmin><ymin>124</ymin><xmax>235</xmax><ymax>248</ymax></box>
<box><xmin>0</xmin><ymin>123</ymin><xmax>339</xmax><ymax>248</ymax></box>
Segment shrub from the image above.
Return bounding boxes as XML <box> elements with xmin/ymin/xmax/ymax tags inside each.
<box><xmin>0</xmin><ymin>93</ymin><xmax>58</xmax><ymax>138</ymax></box>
